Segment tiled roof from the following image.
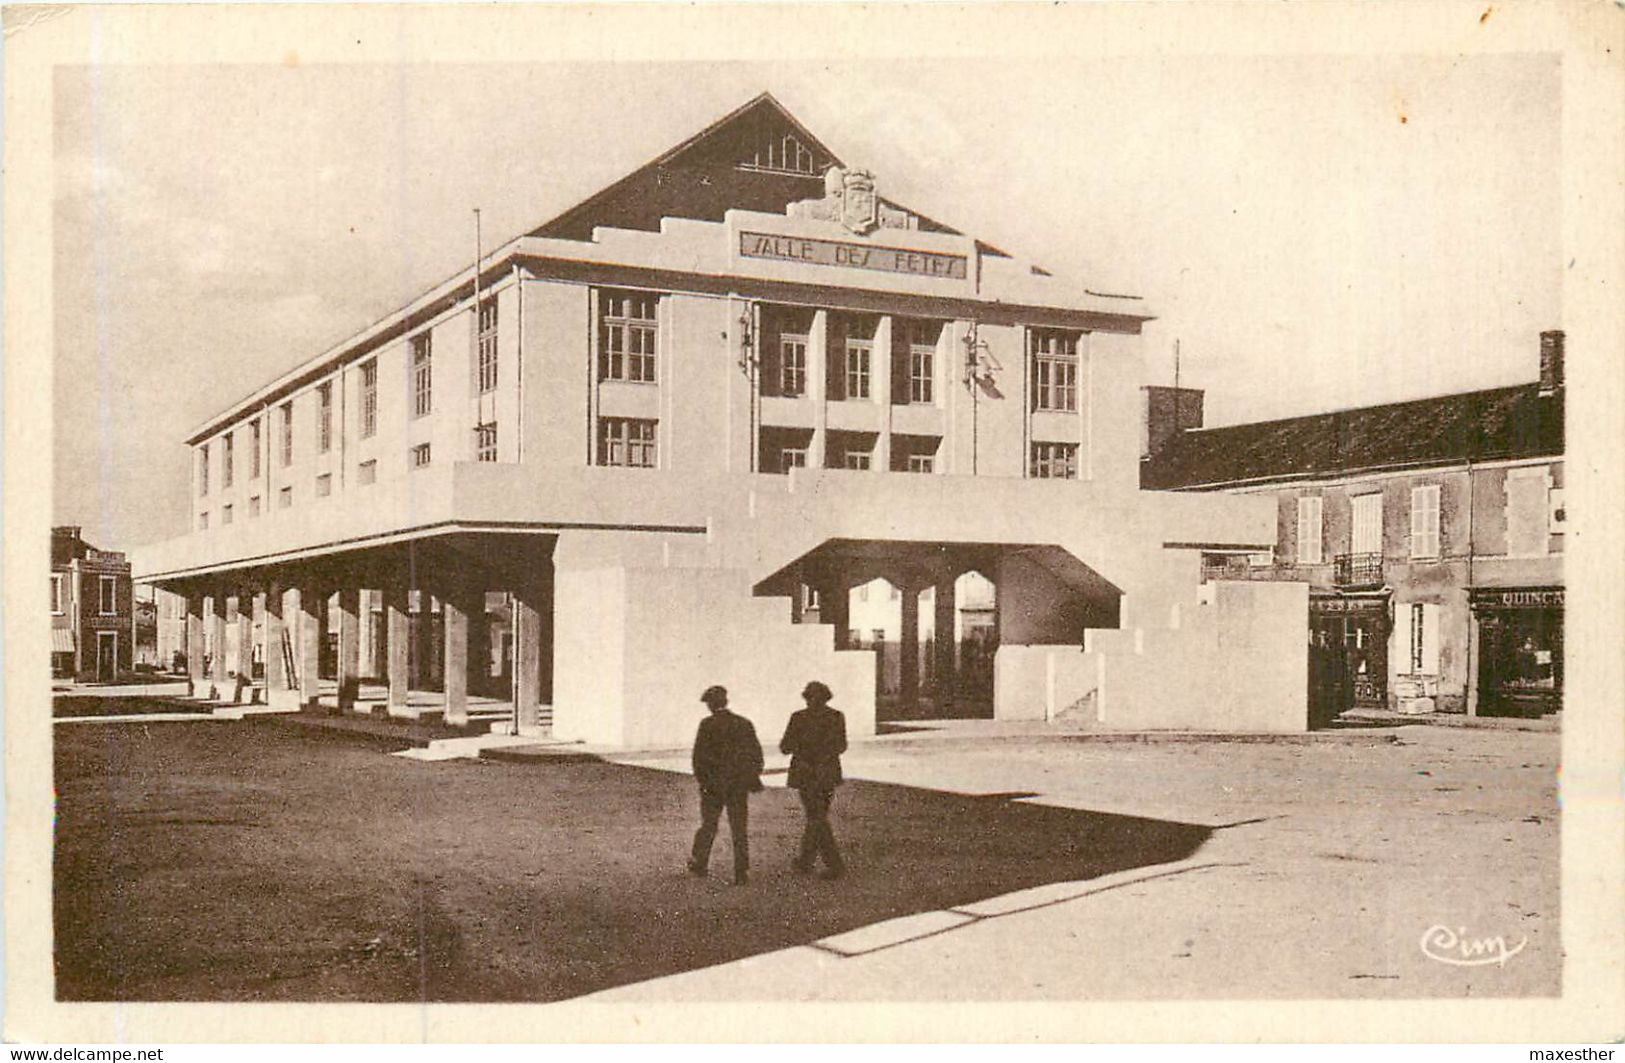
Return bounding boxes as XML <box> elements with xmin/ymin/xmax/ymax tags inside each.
<box><xmin>1141</xmin><ymin>382</ymin><xmax>1564</xmax><ymax>490</ymax></box>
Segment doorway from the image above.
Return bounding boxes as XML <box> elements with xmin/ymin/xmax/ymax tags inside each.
<box><xmin>96</xmin><ymin>631</ymin><xmax>118</xmax><ymax>682</ymax></box>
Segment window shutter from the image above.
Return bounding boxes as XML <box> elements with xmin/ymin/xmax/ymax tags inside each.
<box><xmin>1297</xmin><ymin>496</ymin><xmax>1323</xmax><ymax>565</ymax></box>
<box><xmin>1394</xmin><ymin>605</ymin><xmax>1413</xmax><ymax>676</ymax></box>
<box><xmin>1420</xmin><ymin>604</ymin><xmax>1441</xmax><ymax>674</ymax></box>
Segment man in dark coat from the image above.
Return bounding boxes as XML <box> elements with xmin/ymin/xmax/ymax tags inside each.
<box><xmin>688</xmin><ymin>685</ymin><xmax>764</xmax><ymax>886</ymax></box>
<box><xmin>780</xmin><ymin>680</ymin><xmax>847</xmax><ymax>878</ymax></box>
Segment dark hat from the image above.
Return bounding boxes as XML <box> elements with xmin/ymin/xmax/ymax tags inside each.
<box><xmin>700</xmin><ymin>685</ymin><xmax>729</xmax><ymax>707</ymax></box>
<box><xmin>801</xmin><ymin>681</ymin><xmax>833</xmax><ymax>704</ymax></box>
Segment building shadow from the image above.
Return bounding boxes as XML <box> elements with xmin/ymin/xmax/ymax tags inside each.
<box><xmin>53</xmin><ymin>720</ymin><xmax>1215</xmax><ymax>1003</ymax></box>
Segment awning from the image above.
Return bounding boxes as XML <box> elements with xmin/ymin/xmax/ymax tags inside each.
<box><xmin>52</xmin><ymin>628</ymin><xmax>75</xmax><ymax>654</ymax></box>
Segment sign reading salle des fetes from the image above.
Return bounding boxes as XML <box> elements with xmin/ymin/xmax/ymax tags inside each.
<box><xmin>739</xmin><ymin>231</ymin><xmax>967</xmax><ymax>280</ymax></box>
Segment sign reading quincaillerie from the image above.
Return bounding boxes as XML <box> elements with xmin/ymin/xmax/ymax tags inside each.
<box><xmin>739</xmin><ymin>231</ymin><xmax>967</xmax><ymax>280</ymax></box>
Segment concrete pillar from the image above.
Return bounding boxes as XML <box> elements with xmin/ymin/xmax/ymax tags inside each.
<box><xmin>512</xmin><ymin>569</ymin><xmax>552</xmax><ymax>732</ymax></box>
<box><xmin>808</xmin><ymin>309</ymin><xmax>828</xmax><ymax>468</ymax></box>
<box><xmin>336</xmin><ymin>586</ymin><xmax>361</xmax><ymax>712</ymax></box>
<box><xmin>934</xmin><ymin>576</ymin><xmax>958</xmax><ymax>696</ymax></box>
<box><xmin>185</xmin><ymin>590</ymin><xmax>207</xmax><ymax>698</ymax></box>
<box><xmin>467</xmin><ymin>593</ymin><xmax>491</xmax><ymax>696</ymax></box>
<box><xmin>874</xmin><ymin>314</ymin><xmax>894</xmax><ymax>473</ymax></box>
<box><xmin>441</xmin><ymin>581</ymin><xmax>475</xmax><ymax>726</ymax></box>
<box><xmin>209</xmin><ymin>592</ymin><xmax>229</xmax><ymax>690</ymax></box>
<box><xmin>234</xmin><ymin>592</ymin><xmax>254</xmax><ymax>702</ymax></box>
<box><xmin>296</xmin><ymin>581</ymin><xmax>323</xmax><ymax>710</ymax></box>
<box><xmin>385</xmin><ymin>572</ymin><xmax>412</xmax><ymax>717</ymax></box>
<box><xmin>264</xmin><ymin>583</ymin><xmax>294</xmax><ymax>710</ymax></box>
<box><xmin>899</xmin><ymin>581</ymin><xmax>920</xmax><ymax>709</ymax></box>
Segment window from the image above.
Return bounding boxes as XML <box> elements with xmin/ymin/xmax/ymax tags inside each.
<box><xmin>782</xmin><ymin>447</ymin><xmax>808</xmax><ymax>470</ymax></box>
<box><xmin>1030</xmin><ymin>441</ymin><xmax>1078</xmax><ymax>479</ymax></box>
<box><xmin>1410</xmin><ymin>484</ymin><xmax>1440</xmax><ymax>559</ymax></box>
<box><xmin>906</xmin><ymin>454</ymin><xmax>935</xmax><ymax>474</ymax></box>
<box><xmin>597</xmin><ymin>418</ymin><xmax>657</xmax><ymax>468</ymax></box>
<box><xmin>280</xmin><ymin>402</ymin><xmax>294</xmax><ymax>467</ymax></box>
<box><xmin>1351</xmin><ymin>493</ymin><xmax>1383</xmax><ymax>555</ymax></box>
<box><xmin>360</xmin><ymin>360</ymin><xmax>378</xmax><ymax>438</ymax></box>
<box><xmin>249</xmin><ymin>495</ymin><xmax>261</xmax><ymax>518</ymax></box>
<box><xmin>1297</xmin><ymin>496</ymin><xmax>1324</xmax><ymax>564</ymax></box>
<box><xmin>741</xmin><ymin>128</ymin><xmax>818</xmax><ymax>174</ymax></box>
<box><xmin>1031</xmin><ymin>329</ymin><xmax>1080</xmax><ymax>412</ymax></box>
<box><xmin>843</xmin><ymin>450</ymin><xmax>871</xmax><ymax>470</ymax></box>
<box><xmin>358</xmin><ymin>459</ymin><xmax>377</xmax><ymax>485</ymax></box>
<box><xmin>844</xmin><ymin>338</ymin><xmax>872</xmax><ymax>400</ymax></box>
<box><xmin>249</xmin><ymin>419</ymin><xmax>261</xmax><ymax>479</ymax></box>
<box><xmin>51</xmin><ymin>573</ymin><xmax>63</xmax><ymax>615</ymax></box>
<box><xmin>1505</xmin><ymin>467</ymin><xmax>1551</xmax><ymax>557</ymax></box>
<box><xmin>411</xmin><ymin>333</ymin><xmax>433</xmax><ymax>418</ymax></box>
<box><xmin>278</xmin><ymin>486</ymin><xmax>292</xmax><ymax>509</ymax></box>
<box><xmin>198</xmin><ymin>511</ymin><xmax>210</xmax><ymax>531</ymax></box>
<box><xmin>223</xmin><ymin>433</ymin><xmax>234</xmax><ymax>488</ymax></box>
<box><xmin>222</xmin><ymin>503</ymin><xmax>234</xmax><ymax>525</ymax></box>
<box><xmin>908</xmin><ymin>321</ymin><xmax>939</xmax><ymax>404</ymax></box>
<box><xmin>316</xmin><ymin>473</ymin><xmax>332</xmax><ymax>498</ymax></box>
<box><xmin>475</xmin><ymin>422</ymin><xmax>498</xmax><ymax>463</ymax></box>
<box><xmin>599</xmin><ymin>291</ymin><xmax>658</xmax><ymax>383</ymax></box>
<box><xmin>317</xmin><ymin>383</ymin><xmax>333</xmax><ymax>453</ymax></box>
<box><xmin>197</xmin><ymin>444</ymin><xmax>209</xmax><ymax>496</ymax></box>
<box><xmin>411</xmin><ymin>442</ymin><xmax>432</xmax><ymax>469</ymax></box>
<box><xmin>780</xmin><ymin>334</ymin><xmax>807</xmax><ymax>397</ymax></box>
<box><xmin>1395</xmin><ymin>602</ymin><xmax>1441</xmax><ymax>675</ymax></box>
<box><xmin>802</xmin><ymin>585</ymin><xmax>821</xmax><ymax>612</ymax></box>
<box><xmin>477</xmin><ymin>297</ymin><xmax>499</xmax><ymax>393</ymax></box>
<box><xmin>99</xmin><ymin>576</ymin><xmax>116</xmax><ymax>615</ymax></box>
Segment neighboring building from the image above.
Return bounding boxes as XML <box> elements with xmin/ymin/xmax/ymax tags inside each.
<box><xmin>1141</xmin><ymin>331</ymin><xmax>1565</xmax><ymax>721</ymax></box>
<box><xmin>132</xmin><ymin>92</ymin><xmax>1305</xmax><ymax>747</ymax></box>
<box><xmin>51</xmin><ymin>526</ymin><xmax>134</xmax><ymax>681</ymax></box>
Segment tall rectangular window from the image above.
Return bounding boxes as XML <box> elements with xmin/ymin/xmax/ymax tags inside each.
<box><xmin>249</xmin><ymin>419</ymin><xmax>261</xmax><ymax>479</ymax></box>
<box><xmin>198</xmin><ymin>511</ymin><xmax>210</xmax><ymax>531</ymax></box>
<box><xmin>315</xmin><ymin>473</ymin><xmax>332</xmax><ymax>498</ymax></box>
<box><xmin>412</xmin><ymin>334</ymin><xmax>433</xmax><ymax>418</ymax></box>
<box><xmin>1351</xmin><ymin>493</ymin><xmax>1383</xmax><ymax>555</ymax></box>
<box><xmin>317</xmin><ymin>383</ymin><xmax>333</xmax><ymax>452</ymax></box>
<box><xmin>249</xmin><ymin>495</ymin><xmax>261</xmax><ymax>518</ymax></box>
<box><xmin>1505</xmin><ymin>467</ymin><xmax>1550</xmax><ymax>557</ymax></box>
<box><xmin>278</xmin><ymin>486</ymin><xmax>292</xmax><ymax>509</ymax></box>
<box><xmin>51</xmin><ymin>573</ymin><xmax>64</xmax><ymax>615</ymax></box>
<box><xmin>599</xmin><ymin>290</ymin><xmax>658</xmax><ymax>383</ymax></box>
<box><xmin>1031</xmin><ymin>329</ymin><xmax>1080</xmax><ymax>412</ymax></box>
<box><xmin>411</xmin><ymin>442</ymin><xmax>432</xmax><ymax>469</ymax></box>
<box><xmin>1396</xmin><ymin>602</ymin><xmax>1441</xmax><ymax>675</ymax></box>
<box><xmin>222</xmin><ymin>503</ymin><xmax>234</xmax><ymax>525</ymax></box>
<box><xmin>597</xmin><ymin>418</ymin><xmax>657</xmax><ymax>468</ymax></box>
<box><xmin>474</xmin><ymin>422</ymin><xmax>498</xmax><ymax>463</ymax></box>
<box><xmin>99</xmin><ymin>576</ymin><xmax>116</xmax><ymax>615</ymax></box>
<box><xmin>358</xmin><ymin>459</ymin><xmax>377</xmax><ymax>485</ymax></box>
<box><xmin>1029</xmin><ymin>441</ymin><xmax>1078</xmax><ymax>479</ymax></box>
<box><xmin>780</xmin><ymin>335</ymin><xmax>807</xmax><ymax>397</ymax></box>
<box><xmin>197</xmin><ymin>444</ymin><xmax>209</xmax><ymax>496</ymax></box>
<box><xmin>477</xmin><ymin>296</ymin><xmax>499</xmax><ymax>393</ymax></box>
<box><xmin>1410</xmin><ymin>484</ymin><xmax>1441</xmax><ymax>559</ymax></box>
<box><xmin>908</xmin><ymin>321</ymin><xmax>939</xmax><ymax>404</ymax></box>
<box><xmin>844</xmin><ymin>338</ymin><xmax>872</xmax><ymax>400</ymax></box>
<box><xmin>360</xmin><ymin>360</ymin><xmax>378</xmax><ymax>438</ymax></box>
<box><xmin>280</xmin><ymin>402</ymin><xmax>294</xmax><ymax>467</ymax></box>
<box><xmin>223</xmin><ymin>433</ymin><xmax>234</xmax><ymax>488</ymax></box>
<box><xmin>1297</xmin><ymin>496</ymin><xmax>1324</xmax><ymax>564</ymax></box>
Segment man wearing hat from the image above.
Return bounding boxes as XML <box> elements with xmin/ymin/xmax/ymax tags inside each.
<box><xmin>780</xmin><ymin>680</ymin><xmax>848</xmax><ymax>879</ymax></box>
<box><xmin>688</xmin><ymin>685</ymin><xmax>764</xmax><ymax>886</ymax></box>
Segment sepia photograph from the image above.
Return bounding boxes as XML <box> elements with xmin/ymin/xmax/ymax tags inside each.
<box><xmin>5</xmin><ymin>0</ymin><xmax>1622</xmax><ymax>1046</ymax></box>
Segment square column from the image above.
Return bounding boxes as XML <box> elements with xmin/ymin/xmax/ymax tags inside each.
<box><xmin>807</xmin><ymin>309</ymin><xmax>828</xmax><ymax>468</ymax></box>
<box><xmin>264</xmin><ymin>583</ymin><xmax>295</xmax><ymax>710</ymax></box>
<box><xmin>822</xmin><ymin>574</ymin><xmax>850</xmax><ymax>650</ymax></box>
<box><xmin>873</xmin><ymin>314</ymin><xmax>894</xmax><ymax>473</ymax></box>
<box><xmin>441</xmin><ymin>580</ymin><xmax>478</xmax><ymax>726</ymax></box>
<box><xmin>234</xmin><ymin>592</ymin><xmax>254</xmax><ymax>703</ymax></box>
<box><xmin>209</xmin><ymin>592</ymin><xmax>229</xmax><ymax>690</ymax></box>
<box><xmin>385</xmin><ymin>572</ymin><xmax>413</xmax><ymax>717</ymax></box>
<box><xmin>467</xmin><ymin>593</ymin><xmax>491</xmax><ymax>697</ymax></box>
<box><xmin>336</xmin><ymin>586</ymin><xmax>361</xmax><ymax>712</ymax></box>
<box><xmin>185</xmin><ymin>591</ymin><xmax>208</xmax><ymax>698</ymax></box>
<box><xmin>899</xmin><ymin>582</ymin><xmax>920</xmax><ymax>709</ymax></box>
<box><xmin>296</xmin><ymin>580</ymin><xmax>323</xmax><ymax>710</ymax></box>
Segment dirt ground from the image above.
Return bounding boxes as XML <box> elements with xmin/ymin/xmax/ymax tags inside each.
<box><xmin>52</xmin><ymin>704</ymin><xmax>1559</xmax><ymax>1002</ymax></box>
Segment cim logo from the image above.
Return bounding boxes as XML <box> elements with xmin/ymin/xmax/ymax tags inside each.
<box><xmin>1419</xmin><ymin>924</ymin><xmax>1528</xmax><ymax>968</ymax></box>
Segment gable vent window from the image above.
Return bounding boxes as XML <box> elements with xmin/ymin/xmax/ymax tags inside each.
<box><xmin>739</xmin><ymin>127</ymin><xmax>819</xmax><ymax>175</ymax></box>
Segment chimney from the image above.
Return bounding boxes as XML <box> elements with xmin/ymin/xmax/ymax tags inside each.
<box><xmin>1539</xmin><ymin>330</ymin><xmax>1564</xmax><ymax>395</ymax></box>
<box><xmin>1140</xmin><ymin>385</ymin><xmax>1205</xmax><ymax>459</ymax></box>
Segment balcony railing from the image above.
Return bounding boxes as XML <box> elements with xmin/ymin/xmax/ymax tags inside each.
<box><xmin>1333</xmin><ymin>552</ymin><xmax>1385</xmax><ymax>588</ymax></box>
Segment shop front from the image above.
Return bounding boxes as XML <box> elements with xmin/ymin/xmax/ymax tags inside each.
<box><xmin>1307</xmin><ymin>592</ymin><xmax>1389</xmax><ymax>726</ymax></box>
<box><xmin>1470</xmin><ymin>586</ymin><xmax>1563</xmax><ymax>718</ymax></box>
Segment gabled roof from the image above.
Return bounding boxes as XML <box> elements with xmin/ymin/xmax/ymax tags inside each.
<box><xmin>1141</xmin><ymin>382</ymin><xmax>1564</xmax><ymax>490</ymax></box>
<box><xmin>527</xmin><ymin>91</ymin><xmax>965</xmax><ymax>242</ymax></box>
